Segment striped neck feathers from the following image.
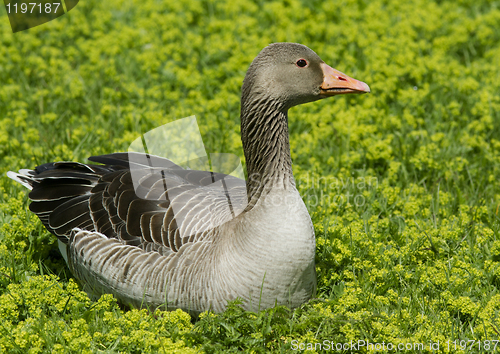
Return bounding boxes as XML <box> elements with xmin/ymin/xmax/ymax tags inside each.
<box><xmin>240</xmin><ymin>95</ymin><xmax>295</xmax><ymax>204</ymax></box>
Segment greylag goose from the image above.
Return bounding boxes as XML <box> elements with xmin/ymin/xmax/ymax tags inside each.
<box><xmin>8</xmin><ymin>43</ymin><xmax>369</xmax><ymax>315</ymax></box>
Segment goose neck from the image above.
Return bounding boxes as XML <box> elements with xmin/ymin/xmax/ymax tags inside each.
<box><xmin>240</xmin><ymin>99</ymin><xmax>295</xmax><ymax>203</ymax></box>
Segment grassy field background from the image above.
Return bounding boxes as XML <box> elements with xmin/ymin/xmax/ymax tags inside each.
<box><xmin>1</xmin><ymin>0</ymin><xmax>500</xmax><ymax>352</ymax></box>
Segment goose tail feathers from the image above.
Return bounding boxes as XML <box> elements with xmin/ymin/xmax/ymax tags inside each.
<box><xmin>7</xmin><ymin>161</ymin><xmax>125</xmax><ymax>243</ymax></box>
<box><xmin>7</xmin><ymin>170</ymin><xmax>36</xmax><ymax>190</ymax></box>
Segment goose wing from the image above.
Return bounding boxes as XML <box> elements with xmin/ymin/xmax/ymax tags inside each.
<box><xmin>21</xmin><ymin>152</ymin><xmax>248</xmax><ymax>255</ymax></box>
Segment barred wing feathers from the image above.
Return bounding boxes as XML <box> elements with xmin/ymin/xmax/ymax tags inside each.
<box><xmin>11</xmin><ymin>153</ymin><xmax>248</xmax><ymax>256</ymax></box>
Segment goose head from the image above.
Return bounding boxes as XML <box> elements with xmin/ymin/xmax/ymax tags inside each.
<box><xmin>241</xmin><ymin>42</ymin><xmax>370</xmax><ymax>112</ymax></box>
<box><xmin>240</xmin><ymin>43</ymin><xmax>370</xmax><ymax>199</ymax></box>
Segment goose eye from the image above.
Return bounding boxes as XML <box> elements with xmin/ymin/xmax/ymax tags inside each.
<box><xmin>296</xmin><ymin>59</ymin><xmax>308</xmax><ymax>68</ymax></box>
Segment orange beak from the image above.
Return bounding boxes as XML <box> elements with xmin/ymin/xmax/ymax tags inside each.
<box><xmin>320</xmin><ymin>63</ymin><xmax>370</xmax><ymax>96</ymax></box>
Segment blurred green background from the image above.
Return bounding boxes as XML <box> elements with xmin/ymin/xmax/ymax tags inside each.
<box><xmin>1</xmin><ymin>0</ymin><xmax>500</xmax><ymax>352</ymax></box>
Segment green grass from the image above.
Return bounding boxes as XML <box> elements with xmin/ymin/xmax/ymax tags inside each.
<box><xmin>1</xmin><ymin>0</ymin><xmax>500</xmax><ymax>352</ymax></box>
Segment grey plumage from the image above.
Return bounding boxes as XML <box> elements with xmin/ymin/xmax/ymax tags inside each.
<box><xmin>8</xmin><ymin>43</ymin><xmax>369</xmax><ymax>315</ymax></box>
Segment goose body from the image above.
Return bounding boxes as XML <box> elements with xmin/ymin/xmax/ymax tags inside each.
<box><xmin>8</xmin><ymin>43</ymin><xmax>369</xmax><ymax>314</ymax></box>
